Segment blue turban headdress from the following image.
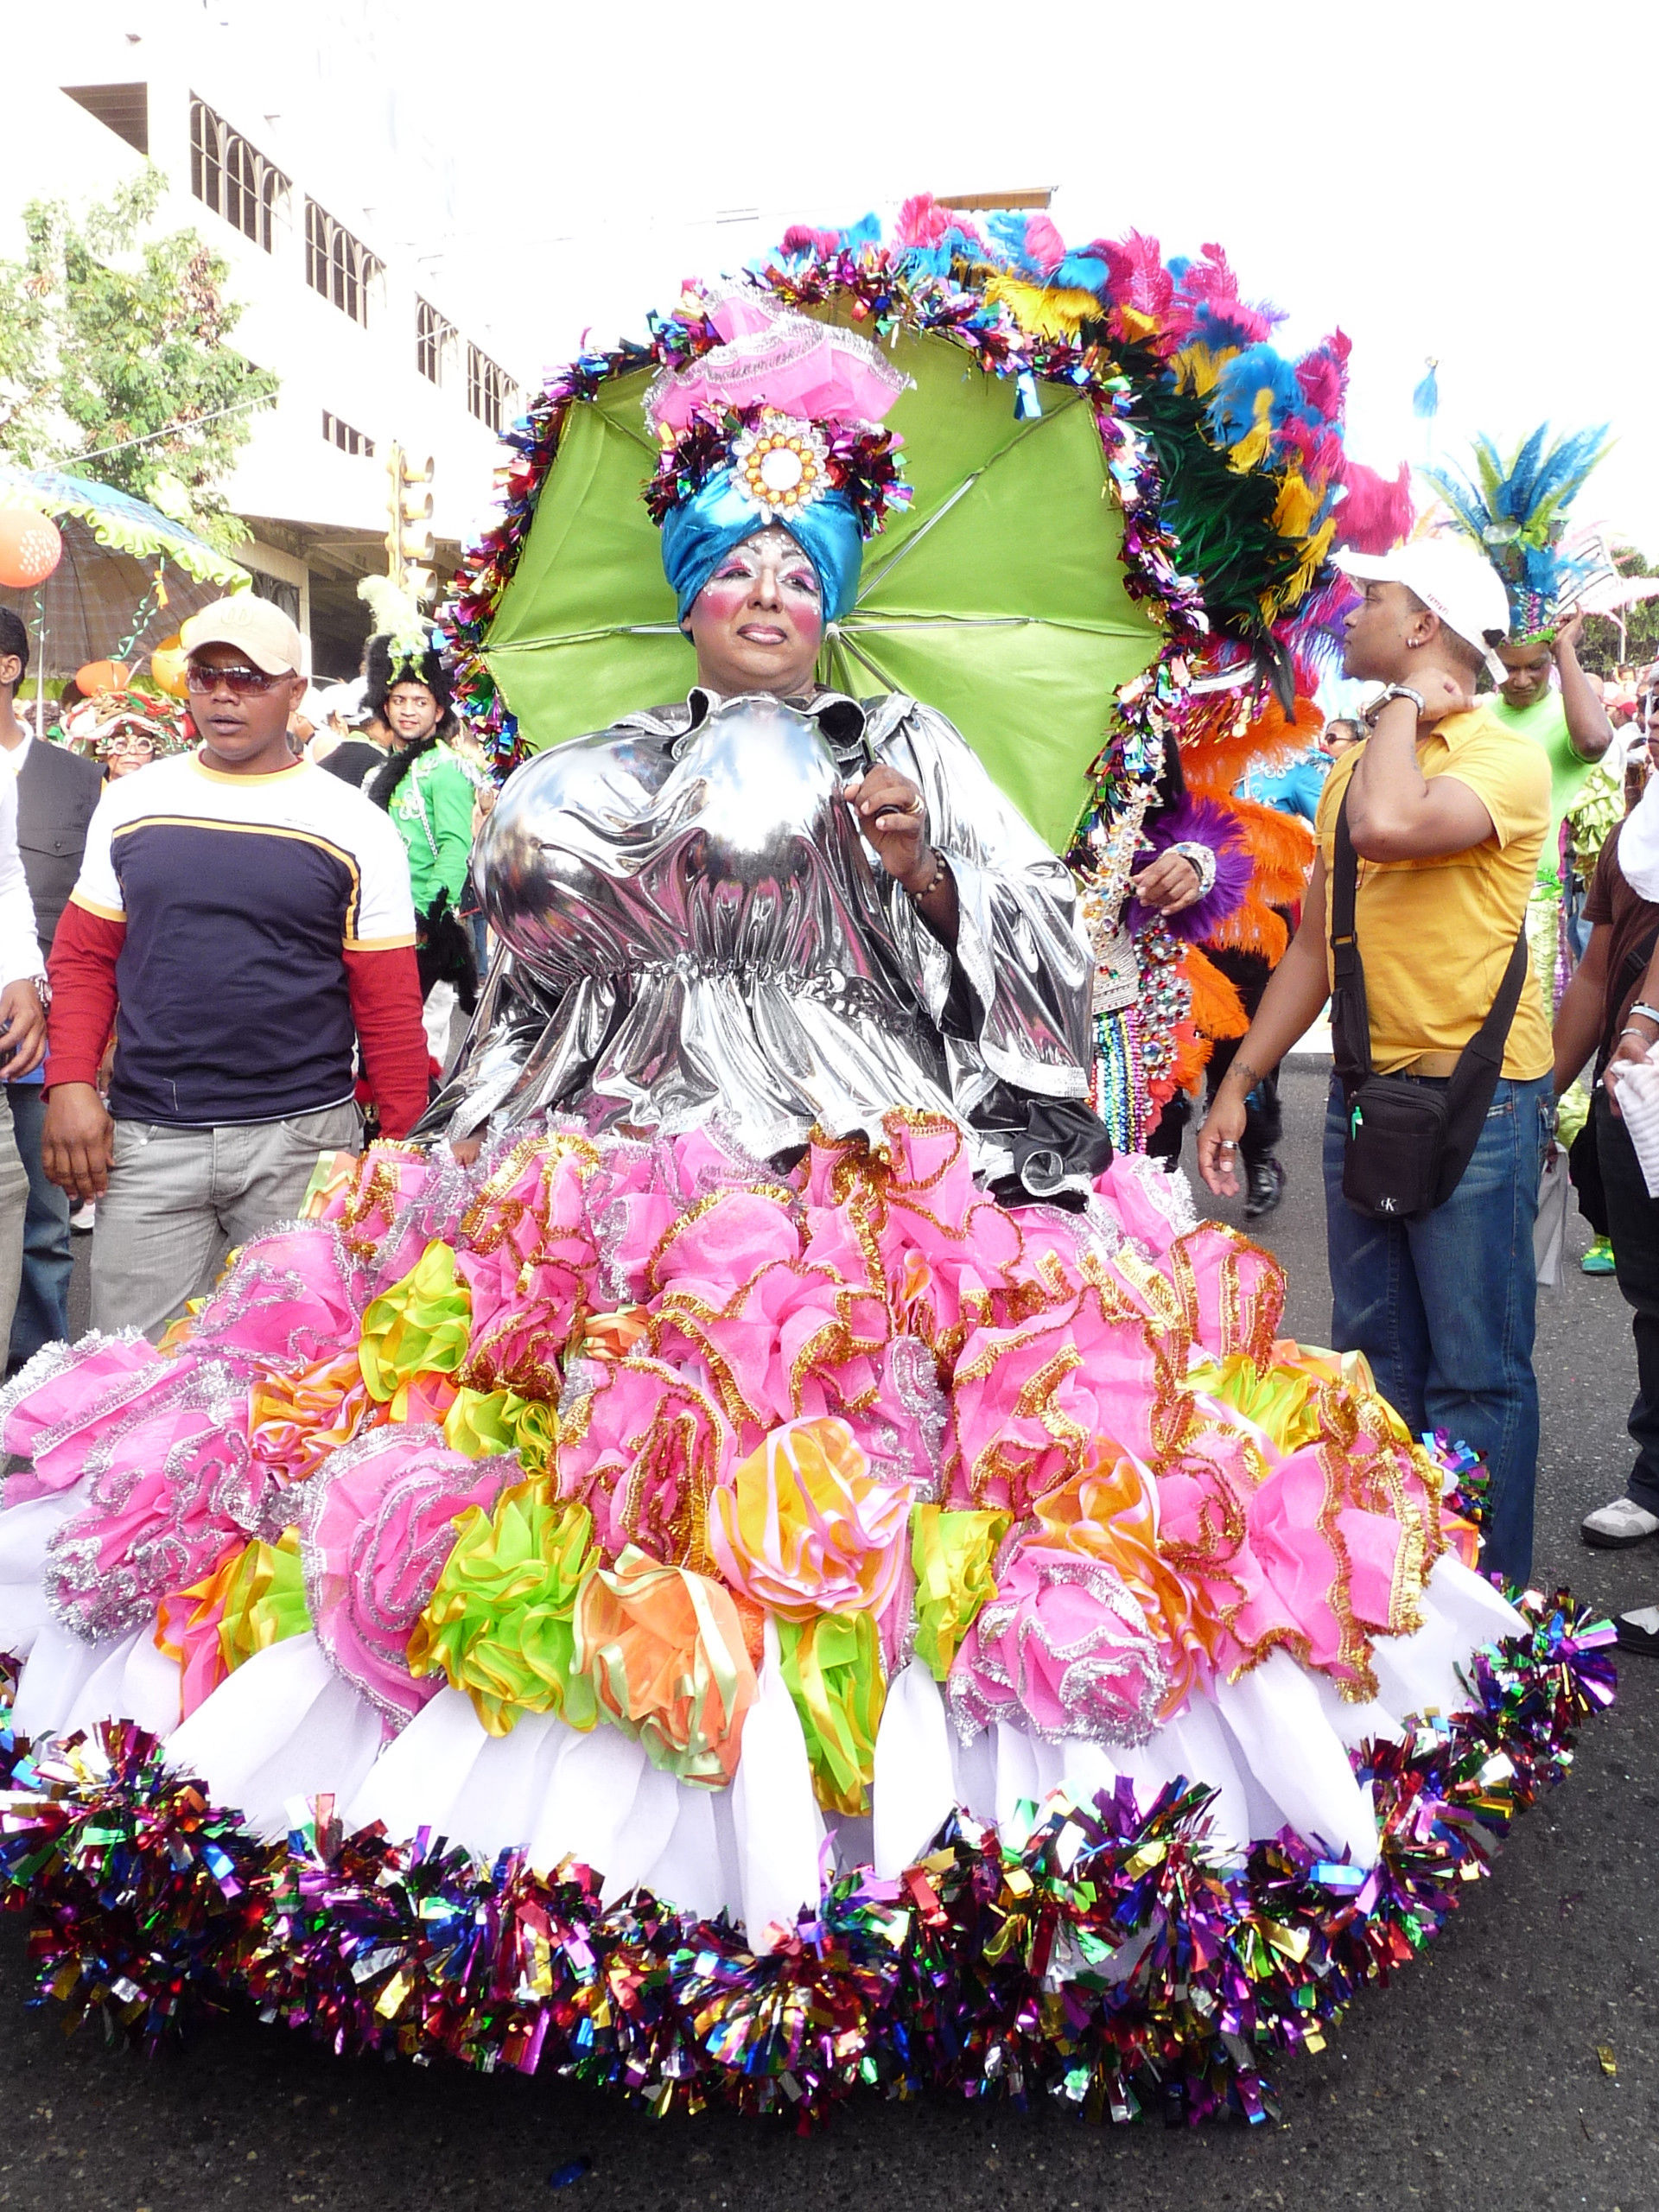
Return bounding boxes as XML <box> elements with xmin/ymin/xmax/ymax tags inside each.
<box><xmin>660</xmin><ymin>471</ymin><xmax>865</xmax><ymax>626</ymax></box>
<box><xmin>644</xmin><ymin>295</ymin><xmax>911</xmax><ymax>629</ymax></box>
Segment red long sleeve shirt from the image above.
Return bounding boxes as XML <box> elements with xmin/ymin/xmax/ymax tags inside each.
<box><xmin>47</xmin><ymin>902</ymin><xmax>431</xmax><ymax>1140</ymax></box>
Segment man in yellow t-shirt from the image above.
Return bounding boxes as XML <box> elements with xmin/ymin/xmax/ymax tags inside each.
<box><xmin>1196</xmin><ymin>538</ymin><xmax>1552</xmax><ymax>1585</ymax></box>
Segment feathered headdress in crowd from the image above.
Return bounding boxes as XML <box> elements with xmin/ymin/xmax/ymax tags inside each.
<box><xmin>1427</xmin><ymin>423</ymin><xmax>1611</xmax><ymax>644</ymax></box>
<box><xmin>359</xmin><ymin>574</ymin><xmax>451</xmax><ymax>719</ymax></box>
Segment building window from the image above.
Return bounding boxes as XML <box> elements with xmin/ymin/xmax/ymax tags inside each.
<box><xmin>305</xmin><ymin>201</ymin><xmax>382</xmax><ymax>326</ymax></box>
<box><xmin>64</xmin><ymin>83</ymin><xmax>149</xmax><ymax>156</ymax></box>
<box><xmin>188</xmin><ymin>97</ymin><xmax>289</xmax><ymax>252</ymax></box>
<box><xmin>250</xmin><ymin>571</ymin><xmax>302</xmax><ymax>630</ymax></box>
<box><xmin>322</xmin><ymin>410</ymin><xmax>374</xmax><ymax>458</ymax></box>
<box><xmin>466</xmin><ymin>343</ymin><xmax>516</xmax><ymax>434</ymax></box>
<box><xmin>416</xmin><ymin>299</ymin><xmax>456</xmax><ymax>386</ymax></box>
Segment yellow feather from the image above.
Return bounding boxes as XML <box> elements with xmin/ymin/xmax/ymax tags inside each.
<box><xmin>1226</xmin><ymin>391</ymin><xmax>1274</xmax><ymax>474</ymax></box>
<box><xmin>1271</xmin><ymin>470</ymin><xmax>1322</xmax><ymax>541</ymax></box>
<box><xmin>1173</xmin><ymin>343</ymin><xmax>1229</xmax><ymax>398</ymax></box>
<box><xmin>984</xmin><ymin>276</ymin><xmax>1103</xmax><ymax>344</ymax></box>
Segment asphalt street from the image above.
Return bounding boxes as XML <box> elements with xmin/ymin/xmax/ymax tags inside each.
<box><xmin>2</xmin><ymin>1061</ymin><xmax>1654</xmax><ymax>2212</ymax></box>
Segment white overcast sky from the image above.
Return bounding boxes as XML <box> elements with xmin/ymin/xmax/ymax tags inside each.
<box><xmin>41</xmin><ymin>0</ymin><xmax>1654</xmax><ymax>551</ymax></box>
<box><xmin>385</xmin><ymin>0</ymin><xmax>1652</xmax><ymax>551</ymax></box>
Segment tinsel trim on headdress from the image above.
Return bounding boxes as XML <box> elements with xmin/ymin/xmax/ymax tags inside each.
<box><xmin>1427</xmin><ymin>424</ymin><xmax>1611</xmax><ymax>644</ymax></box>
<box><xmin>644</xmin><ymin>404</ymin><xmax>911</xmax><ymax>540</ymax></box>
<box><xmin>438</xmin><ymin>197</ymin><xmax>1403</xmax><ymax>785</ymax></box>
<box><xmin>0</xmin><ymin>1588</ymin><xmax>1613</xmax><ymax>2128</ymax></box>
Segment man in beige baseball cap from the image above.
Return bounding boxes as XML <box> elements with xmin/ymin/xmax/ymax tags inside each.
<box><xmin>178</xmin><ymin>591</ymin><xmax>306</xmax><ymax>677</ymax></box>
<box><xmin>39</xmin><ymin>586</ymin><xmax>429</xmax><ymax>1339</ymax></box>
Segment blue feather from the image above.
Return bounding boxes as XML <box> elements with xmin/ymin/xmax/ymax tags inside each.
<box><xmin>1430</xmin><ymin>420</ymin><xmax>1611</xmax><ymax>632</ymax></box>
<box><xmin>1054</xmin><ymin>251</ymin><xmax>1109</xmax><ymax>295</ymax></box>
<box><xmin>1206</xmin><ymin>346</ymin><xmax>1301</xmax><ymax>445</ymax></box>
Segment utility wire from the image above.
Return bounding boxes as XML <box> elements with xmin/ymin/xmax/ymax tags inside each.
<box><xmin>56</xmin><ymin>390</ymin><xmax>276</xmax><ymax>469</ymax></box>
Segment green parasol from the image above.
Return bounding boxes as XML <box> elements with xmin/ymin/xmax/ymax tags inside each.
<box><xmin>479</xmin><ymin>314</ymin><xmax>1159</xmax><ymax>851</ymax></box>
<box><xmin>446</xmin><ymin>212</ymin><xmax>1364</xmax><ymax>860</ymax></box>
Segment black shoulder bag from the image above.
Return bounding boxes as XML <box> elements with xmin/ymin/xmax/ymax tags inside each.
<box><xmin>1329</xmin><ymin>786</ymin><xmax>1529</xmax><ymax>1220</ymax></box>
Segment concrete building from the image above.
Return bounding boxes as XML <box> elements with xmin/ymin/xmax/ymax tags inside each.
<box><xmin>6</xmin><ymin>6</ymin><xmax>532</xmax><ymax>677</ymax></box>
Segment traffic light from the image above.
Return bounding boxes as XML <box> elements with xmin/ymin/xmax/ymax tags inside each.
<box><xmin>385</xmin><ymin>444</ymin><xmax>435</xmax><ymax>598</ymax></box>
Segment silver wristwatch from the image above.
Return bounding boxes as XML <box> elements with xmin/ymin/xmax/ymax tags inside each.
<box><xmin>1369</xmin><ymin>683</ymin><xmax>1427</xmax><ymax>720</ymax></box>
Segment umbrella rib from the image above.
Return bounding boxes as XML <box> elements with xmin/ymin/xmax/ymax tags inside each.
<box><xmin>840</xmin><ymin>615</ymin><xmax>1034</xmax><ymax>632</ymax></box>
<box><xmin>857</xmin><ymin>474</ymin><xmax>981</xmax><ymax>599</ymax></box>
<box><xmin>831</xmin><ymin>629</ymin><xmax>901</xmax><ymax>690</ymax></box>
<box><xmin>855</xmin><ymin>400</ymin><xmax>1077</xmax><ymax>601</ymax></box>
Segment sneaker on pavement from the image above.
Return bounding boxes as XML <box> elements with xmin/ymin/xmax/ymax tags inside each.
<box><xmin>1581</xmin><ymin>1236</ymin><xmax>1616</xmax><ymax>1274</ymax></box>
<box><xmin>68</xmin><ymin>1202</ymin><xmax>95</xmax><ymax>1234</ymax></box>
<box><xmin>1616</xmin><ymin>1605</ymin><xmax>1659</xmax><ymax>1656</ymax></box>
<box><xmin>1580</xmin><ymin>1496</ymin><xmax>1659</xmax><ymax>1548</ymax></box>
<box><xmin>1243</xmin><ymin>1157</ymin><xmax>1287</xmax><ymax>1222</ymax></box>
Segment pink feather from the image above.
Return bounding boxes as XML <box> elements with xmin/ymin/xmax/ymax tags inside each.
<box><xmin>1024</xmin><ymin>214</ymin><xmax>1067</xmax><ymax>276</ymax></box>
<box><xmin>1333</xmin><ymin>461</ymin><xmax>1414</xmax><ymax>553</ymax></box>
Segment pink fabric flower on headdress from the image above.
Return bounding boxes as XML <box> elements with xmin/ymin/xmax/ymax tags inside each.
<box><xmin>301</xmin><ymin>1427</ymin><xmax>516</xmax><ymax>1727</ymax></box>
<box><xmin>307</xmin><ymin>1142</ymin><xmax>448</xmax><ymax>1289</ymax></box>
<box><xmin>453</xmin><ymin>1138</ymin><xmax>599</xmax><ymax>1395</ymax></box>
<box><xmin>648</xmin><ymin>1185</ymin><xmax>886</xmax><ymax>1435</ymax></box>
<box><xmin>1</xmin><ymin>1334</ymin><xmax>169</xmax><ymax>1500</ymax></box>
<box><xmin>645</xmin><ymin>292</ymin><xmax>910</xmax><ymax>436</ymax></box>
<box><xmin>184</xmin><ymin>1226</ymin><xmax>364</xmax><ymax>1376</ymax></box>
<box><xmin>949</xmin><ymin>1285</ymin><xmax>1172</xmax><ymax>1510</ymax></box>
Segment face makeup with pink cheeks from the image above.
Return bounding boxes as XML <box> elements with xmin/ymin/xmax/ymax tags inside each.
<box><xmin>683</xmin><ymin>525</ymin><xmax>824</xmax><ymax>699</ymax></box>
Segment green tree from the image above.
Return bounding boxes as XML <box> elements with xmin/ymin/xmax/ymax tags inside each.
<box><xmin>0</xmin><ymin>168</ymin><xmax>276</xmax><ymax>552</ymax></box>
<box><xmin>1579</xmin><ymin>546</ymin><xmax>1659</xmax><ymax>679</ymax></box>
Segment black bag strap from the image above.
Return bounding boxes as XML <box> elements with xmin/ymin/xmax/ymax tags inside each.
<box><xmin>1434</xmin><ymin>924</ymin><xmax>1530</xmax><ymax>1204</ymax></box>
<box><xmin>1329</xmin><ymin>792</ymin><xmax>1374</xmax><ymax>1096</ymax></box>
<box><xmin>1329</xmin><ymin>784</ymin><xmax>1529</xmax><ymax>1199</ymax></box>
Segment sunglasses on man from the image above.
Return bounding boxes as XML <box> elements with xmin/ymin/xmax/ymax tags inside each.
<box><xmin>184</xmin><ymin>661</ymin><xmax>287</xmax><ymax>696</ymax></box>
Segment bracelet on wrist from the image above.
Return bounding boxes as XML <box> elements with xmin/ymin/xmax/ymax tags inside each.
<box><xmin>906</xmin><ymin>849</ymin><xmax>950</xmax><ymax>902</ymax></box>
<box><xmin>1167</xmin><ymin>840</ymin><xmax>1217</xmax><ymax>898</ymax></box>
<box><xmin>1629</xmin><ymin>1001</ymin><xmax>1659</xmax><ymax>1029</ymax></box>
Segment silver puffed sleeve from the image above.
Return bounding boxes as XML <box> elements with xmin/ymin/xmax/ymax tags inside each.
<box><xmin>868</xmin><ymin>700</ymin><xmax>1093</xmax><ymax>1106</ymax></box>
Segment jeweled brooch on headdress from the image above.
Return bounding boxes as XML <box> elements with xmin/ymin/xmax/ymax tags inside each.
<box><xmin>728</xmin><ymin>412</ymin><xmax>832</xmax><ymax>520</ymax></box>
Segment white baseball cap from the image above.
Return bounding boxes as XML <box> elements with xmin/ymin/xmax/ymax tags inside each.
<box><xmin>1336</xmin><ymin>538</ymin><xmax>1510</xmax><ymax>656</ymax></box>
<box><xmin>180</xmin><ymin>592</ymin><xmax>306</xmax><ymax>675</ymax></box>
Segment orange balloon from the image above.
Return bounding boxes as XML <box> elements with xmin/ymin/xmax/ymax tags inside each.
<box><xmin>74</xmin><ymin>660</ymin><xmax>130</xmax><ymax>696</ymax></box>
<box><xmin>0</xmin><ymin>508</ymin><xmax>61</xmax><ymax>590</ymax></box>
<box><xmin>149</xmin><ymin>634</ymin><xmax>189</xmax><ymax>698</ymax></box>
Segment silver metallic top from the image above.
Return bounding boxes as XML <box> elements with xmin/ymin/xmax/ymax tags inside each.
<box><xmin>429</xmin><ymin>690</ymin><xmax>1094</xmax><ymax>1174</ymax></box>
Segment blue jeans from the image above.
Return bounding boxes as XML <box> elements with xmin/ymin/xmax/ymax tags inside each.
<box><xmin>4</xmin><ymin>1081</ymin><xmax>70</xmax><ymax>1376</ymax></box>
<box><xmin>1322</xmin><ymin>1071</ymin><xmax>1552</xmax><ymax>1585</ymax></box>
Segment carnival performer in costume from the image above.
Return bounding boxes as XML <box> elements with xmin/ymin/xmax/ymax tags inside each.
<box><xmin>357</xmin><ymin>580</ymin><xmax>482</xmax><ymax>1067</ymax></box>
<box><xmin>1429</xmin><ymin>427</ymin><xmax>1615</xmax><ymax>1006</ymax></box>
<box><xmin>0</xmin><ymin>210</ymin><xmax>1611</xmax><ymax>2129</ymax></box>
<box><xmin>59</xmin><ymin>683</ymin><xmax>192</xmax><ymax>781</ymax></box>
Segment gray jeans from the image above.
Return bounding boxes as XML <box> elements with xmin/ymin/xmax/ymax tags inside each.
<box><xmin>91</xmin><ymin>1101</ymin><xmax>362</xmax><ymax>1340</ymax></box>
<box><xmin>0</xmin><ymin>1095</ymin><xmax>30</xmax><ymax>1357</ymax></box>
